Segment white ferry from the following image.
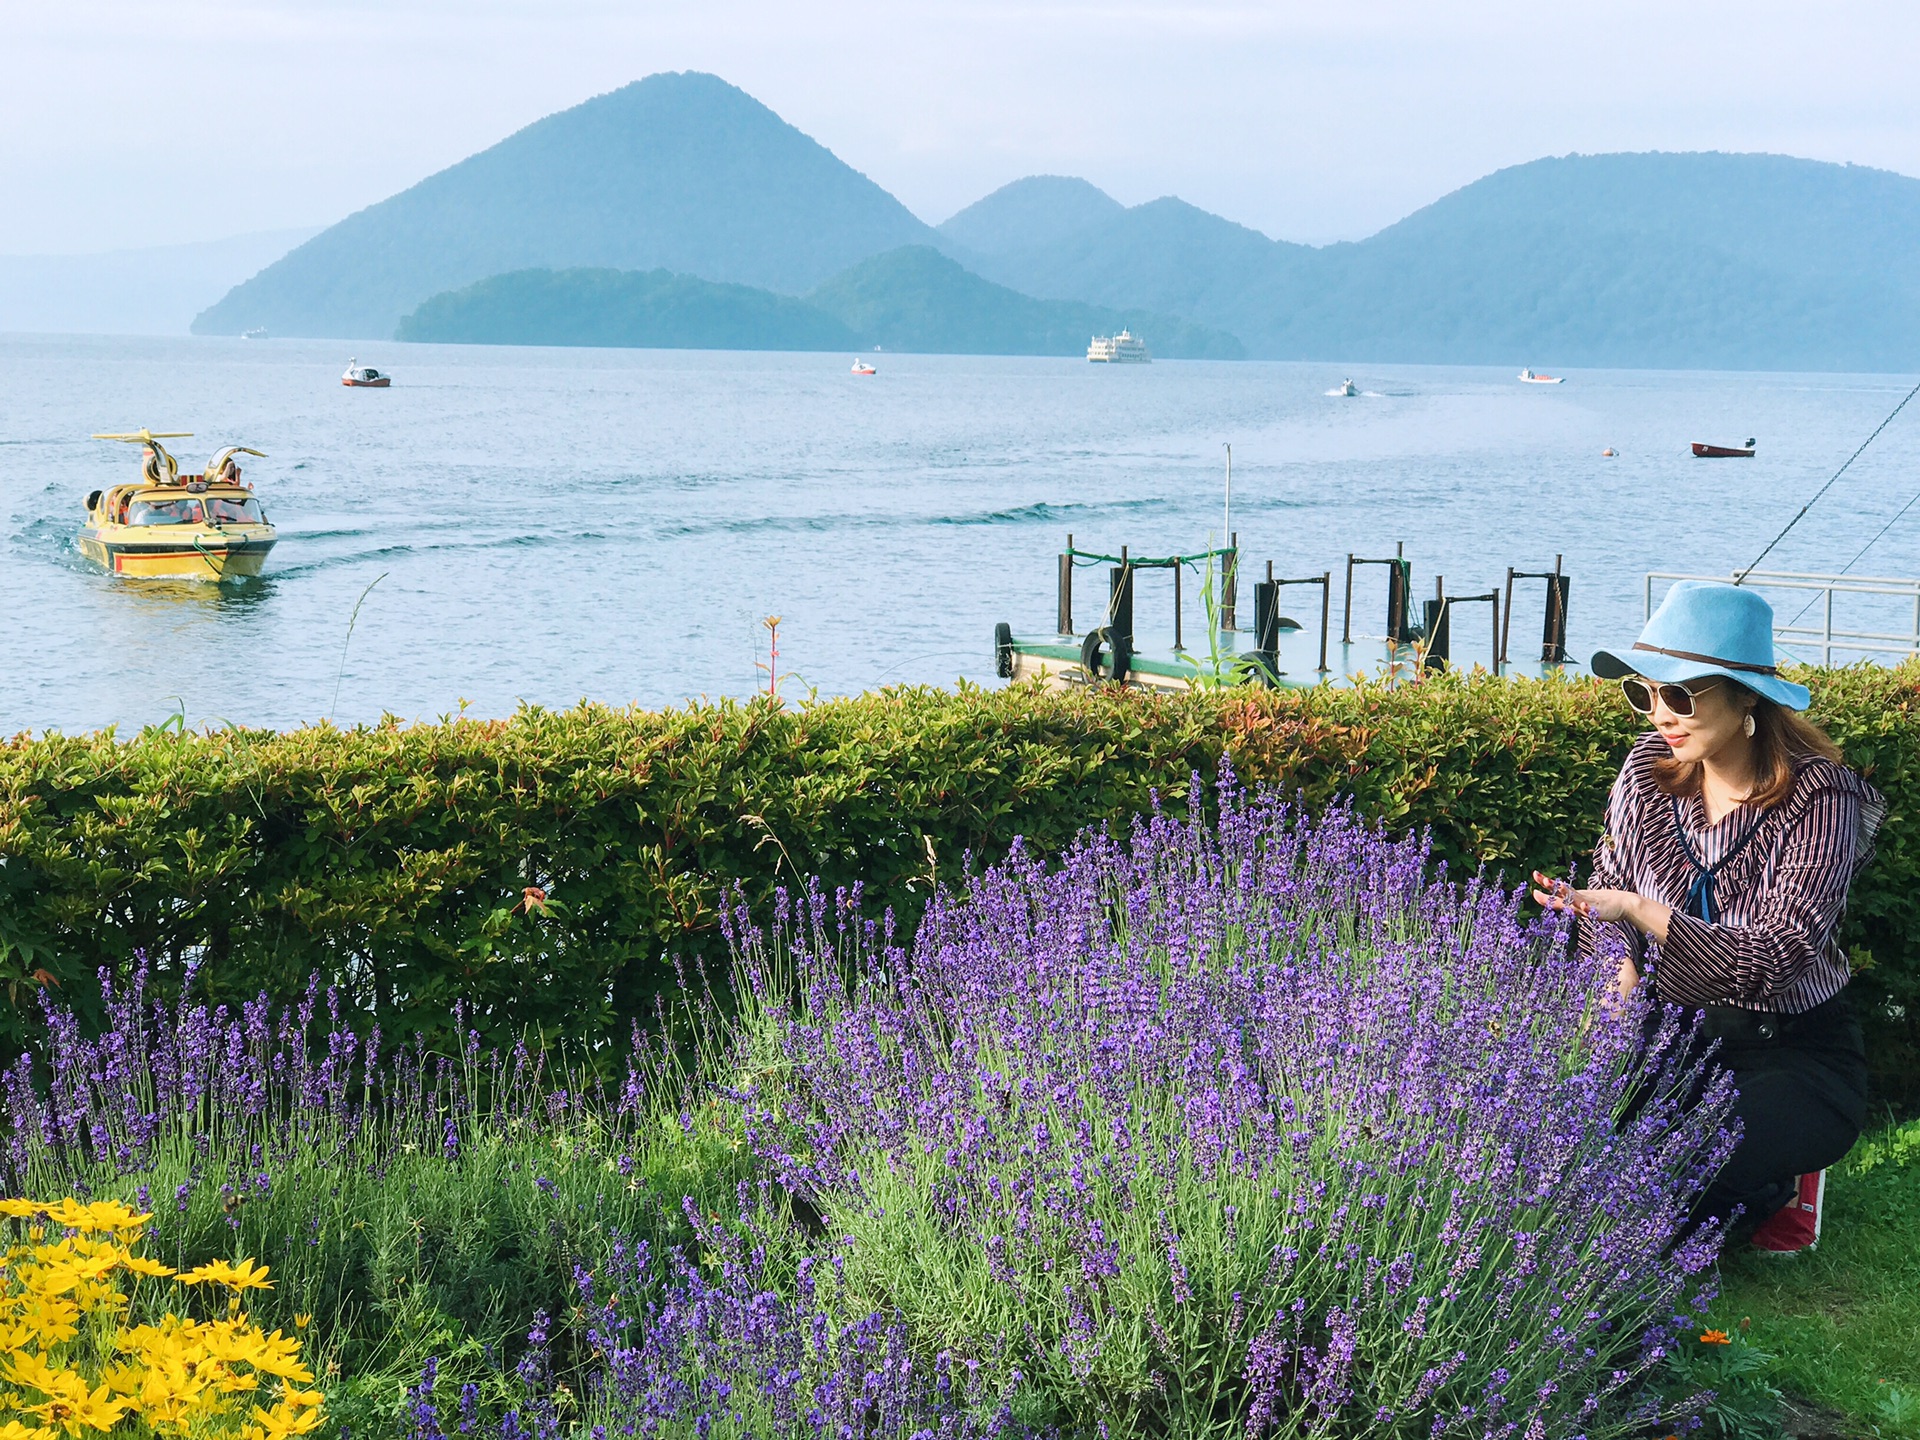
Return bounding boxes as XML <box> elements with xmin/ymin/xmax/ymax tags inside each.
<box><xmin>1088</xmin><ymin>330</ymin><xmax>1150</xmax><ymax>363</ymax></box>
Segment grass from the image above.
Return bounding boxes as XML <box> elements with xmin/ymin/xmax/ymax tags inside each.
<box><xmin>0</xmin><ymin>984</ymin><xmax>759</xmax><ymax>1439</ymax></box>
<box><xmin>1713</xmin><ymin>1124</ymin><xmax>1920</xmax><ymax>1438</ymax></box>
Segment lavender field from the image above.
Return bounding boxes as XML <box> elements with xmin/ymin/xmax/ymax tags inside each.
<box><xmin>4</xmin><ymin>785</ymin><xmax>1744</xmax><ymax>1438</ymax></box>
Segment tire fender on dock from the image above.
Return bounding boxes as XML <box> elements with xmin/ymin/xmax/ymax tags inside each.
<box><xmin>1079</xmin><ymin>626</ymin><xmax>1132</xmax><ymax>684</ymax></box>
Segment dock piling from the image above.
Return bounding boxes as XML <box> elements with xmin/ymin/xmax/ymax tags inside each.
<box><xmin>1253</xmin><ymin>579</ymin><xmax>1280</xmax><ymax>684</ymax></box>
<box><xmin>1501</xmin><ymin>567</ymin><xmax>1515</xmax><ymax>665</ymax></box>
<box><xmin>1343</xmin><ymin>543</ymin><xmax>1413</xmax><ymax>646</ymax></box>
<box><xmin>1543</xmin><ymin>557</ymin><xmax>1570</xmax><ymax>663</ymax></box>
<box><xmin>1500</xmin><ymin>555</ymin><xmax>1573</xmax><ymax>664</ymax></box>
<box><xmin>1109</xmin><ymin>563</ymin><xmax>1134</xmax><ymax>650</ymax></box>
<box><xmin>1319</xmin><ymin>571</ymin><xmax>1331</xmax><ymax>672</ymax></box>
<box><xmin>1221</xmin><ymin>533</ymin><xmax>1238</xmax><ymax>631</ymax></box>
<box><xmin>1058</xmin><ymin>534</ymin><xmax>1074</xmax><ymax>635</ymax></box>
<box><xmin>1424</xmin><ymin>576</ymin><xmax>1449</xmax><ymax>670</ymax></box>
<box><xmin>1427</xmin><ymin>584</ymin><xmax>1503</xmax><ymax>673</ymax></box>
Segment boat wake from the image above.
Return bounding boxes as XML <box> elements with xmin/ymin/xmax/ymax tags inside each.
<box><xmin>933</xmin><ymin>496</ymin><xmax>1174</xmax><ymax>528</ymax></box>
<box><xmin>12</xmin><ymin>515</ymin><xmax>101</xmax><ymax>574</ymax></box>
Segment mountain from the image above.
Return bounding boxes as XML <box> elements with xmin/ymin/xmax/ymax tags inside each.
<box><xmin>1257</xmin><ymin>152</ymin><xmax>1920</xmax><ymax>369</ymax></box>
<box><xmin>397</xmin><ymin>246</ymin><xmax>1244</xmax><ymax>359</ymax></box>
<box><xmin>190</xmin><ymin>65</ymin><xmax>1920</xmax><ymax>368</ymax></box>
<box><xmin>936</xmin><ymin>176</ymin><xmax>1124</xmax><ymax>256</ymax></box>
<box><xmin>194</xmin><ymin>72</ymin><xmax>934</xmax><ymax>340</ymax></box>
<box><xmin>805</xmin><ymin>246</ymin><xmax>1241</xmax><ymax>358</ymax></box>
<box><xmin>396</xmin><ymin>268</ymin><xmax>857</xmax><ymax>349</ymax></box>
<box><xmin>0</xmin><ymin>229</ymin><xmax>318</xmax><ymax>335</ymax></box>
<box><xmin>959</xmin><ymin>153</ymin><xmax>1920</xmax><ymax>370</ymax></box>
<box><xmin>965</xmin><ymin>196</ymin><xmax>1310</xmax><ymax>331</ymax></box>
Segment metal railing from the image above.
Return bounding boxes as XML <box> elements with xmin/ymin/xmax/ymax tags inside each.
<box><xmin>1645</xmin><ymin>571</ymin><xmax>1920</xmax><ymax>666</ymax></box>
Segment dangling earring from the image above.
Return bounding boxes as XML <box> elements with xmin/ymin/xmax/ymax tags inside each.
<box><xmin>1743</xmin><ymin>712</ymin><xmax>1756</xmax><ymax>738</ymax></box>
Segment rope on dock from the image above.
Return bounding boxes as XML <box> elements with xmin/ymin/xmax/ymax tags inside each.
<box><xmin>1067</xmin><ymin>546</ymin><xmax>1234</xmax><ymax>570</ymax></box>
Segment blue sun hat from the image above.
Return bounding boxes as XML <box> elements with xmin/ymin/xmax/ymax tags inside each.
<box><xmin>1590</xmin><ymin>579</ymin><xmax>1809</xmax><ymax>711</ymax></box>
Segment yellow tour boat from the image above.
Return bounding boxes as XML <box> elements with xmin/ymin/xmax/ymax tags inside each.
<box><xmin>78</xmin><ymin>431</ymin><xmax>278</xmax><ymax>579</ymax></box>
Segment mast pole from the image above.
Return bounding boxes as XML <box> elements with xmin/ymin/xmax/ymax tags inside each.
<box><xmin>1223</xmin><ymin>443</ymin><xmax>1232</xmax><ymax>554</ymax></box>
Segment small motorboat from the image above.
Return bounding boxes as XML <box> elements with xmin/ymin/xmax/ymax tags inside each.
<box><xmin>79</xmin><ymin>431</ymin><xmax>277</xmax><ymax>579</ymax></box>
<box><xmin>1692</xmin><ymin>439</ymin><xmax>1757</xmax><ymax>458</ymax></box>
<box><xmin>850</xmin><ymin>359</ymin><xmax>877</xmax><ymax>376</ymax></box>
<box><xmin>1518</xmin><ymin>369</ymin><xmax>1565</xmax><ymax>384</ymax></box>
<box><xmin>1336</xmin><ymin>378</ymin><xmax>1358</xmax><ymax>397</ymax></box>
<box><xmin>242</xmin><ymin>328</ymin><xmax>268</xmax><ymax>340</ymax></box>
<box><xmin>342</xmin><ymin>359</ymin><xmax>391</xmax><ymax>387</ymax></box>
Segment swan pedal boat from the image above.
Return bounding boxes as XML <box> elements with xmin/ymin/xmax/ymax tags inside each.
<box><xmin>79</xmin><ymin>431</ymin><xmax>277</xmax><ymax>579</ymax></box>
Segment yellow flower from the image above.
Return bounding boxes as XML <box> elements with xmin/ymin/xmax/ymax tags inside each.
<box><xmin>247</xmin><ymin>1397</ymin><xmax>326</xmax><ymax>1439</ymax></box>
<box><xmin>200</xmin><ymin>1318</ymin><xmax>270</xmax><ymax>1368</ymax></box>
<box><xmin>102</xmin><ymin>1354</ymin><xmax>207</xmax><ymax>1425</ymax></box>
<box><xmin>2</xmin><ymin>1197</ymin><xmax>150</xmax><ymax>1234</ymax></box>
<box><xmin>8</xmin><ymin>1293</ymin><xmax>80</xmax><ymax>1345</ymax></box>
<box><xmin>179</xmin><ymin>1257</ymin><xmax>273</xmax><ymax>1292</ymax></box>
<box><xmin>3</xmin><ymin>1198</ymin><xmax>321</xmax><ymax>1440</ymax></box>
<box><xmin>1700</xmin><ymin>1328</ymin><xmax>1732</xmax><ymax>1345</ymax></box>
<box><xmin>15</xmin><ymin>1370</ymin><xmax>129</xmax><ymax>1437</ymax></box>
<box><xmin>292</xmin><ymin>1314</ymin><xmax>311</xmax><ymax>1330</ymax></box>
<box><xmin>245</xmin><ymin>1332</ymin><xmax>315</xmax><ymax>1386</ymax></box>
<box><xmin>6</xmin><ymin>1351</ymin><xmax>66</xmax><ymax>1393</ymax></box>
<box><xmin>19</xmin><ymin>1252</ymin><xmax>115</xmax><ymax>1298</ymax></box>
<box><xmin>60</xmin><ymin>1198</ymin><xmax>150</xmax><ymax>1234</ymax></box>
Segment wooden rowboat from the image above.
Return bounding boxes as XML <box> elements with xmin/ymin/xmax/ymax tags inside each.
<box><xmin>1692</xmin><ymin>439</ymin><xmax>1756</xmax><ymax>458</ymax></box>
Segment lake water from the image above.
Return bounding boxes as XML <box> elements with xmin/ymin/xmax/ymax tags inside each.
<box><xmin>4</xmin><ymin>334</ymin><xmax>1919</xmax><ymax>735</ymax></box>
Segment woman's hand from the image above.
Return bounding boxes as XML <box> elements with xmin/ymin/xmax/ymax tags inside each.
<box><xmin>1530</xmin><ymin>872</ymin><xmax>1636</xmax><ymax>922</ymax></box>
<box><xmin>1532</xmin><ymin>872</ymin><xmax>1650</xmax><ymax>997</ymax></box>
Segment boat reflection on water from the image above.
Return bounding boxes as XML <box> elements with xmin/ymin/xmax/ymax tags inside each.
<box><xmin>105</xmin><ymin>573</ymin><xmax>279</xmax><ymax>614</ymax></box>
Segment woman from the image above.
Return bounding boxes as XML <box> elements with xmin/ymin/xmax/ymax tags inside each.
<box><xmin>1533</xmin><ymin>580</ymin><xmax>1884</xmax><ymax>1250</ymax></box>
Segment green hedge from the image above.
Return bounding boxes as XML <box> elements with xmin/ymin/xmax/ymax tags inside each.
<box><xmin>4</xmin><ymin>668</ymin><xmax>1917</xmax><ymax>1098</ymax></box>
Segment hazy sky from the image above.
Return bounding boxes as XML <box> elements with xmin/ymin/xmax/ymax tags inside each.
<box><xmin>5</xmin><ymin>1</ymin><xmax>1918</xmax><ymax>256</ymax></box>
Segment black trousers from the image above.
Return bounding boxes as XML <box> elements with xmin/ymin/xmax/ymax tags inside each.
<box><xmin>1665</xmin><ymin>989</ymin><xmax>1870</xmax><ymax>1228</ymax></box>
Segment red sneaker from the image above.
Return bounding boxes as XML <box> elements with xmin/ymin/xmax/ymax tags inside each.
<box><xmin>1749</xmin><ymin>1171</ymin><xmax>1825</xmax><ymax>1255</ymax></box>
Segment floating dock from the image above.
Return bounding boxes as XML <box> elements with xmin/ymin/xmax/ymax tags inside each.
<box><xmin>995</xmin><ymin>537</ymin><xmax>1577</xmax><ymax>690</ymax></box>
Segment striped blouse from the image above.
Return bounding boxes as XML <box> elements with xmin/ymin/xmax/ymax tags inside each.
<box><xmin>1582</xmin><ymin>732</ymin><xmax>1886</xmax><ymax>1014</ymax></box>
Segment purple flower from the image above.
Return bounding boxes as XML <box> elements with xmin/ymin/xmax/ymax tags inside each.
<box><xmin>715</xmin><ymin>779</ymin><xmax>1736</xmax><ymax>1435</ymax></box>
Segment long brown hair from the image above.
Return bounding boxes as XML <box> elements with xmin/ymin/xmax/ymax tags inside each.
<box><xmin>1652</xmin><ymin>684</ymin><xmax>1842</xmax><ymax>809</ymax></box>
